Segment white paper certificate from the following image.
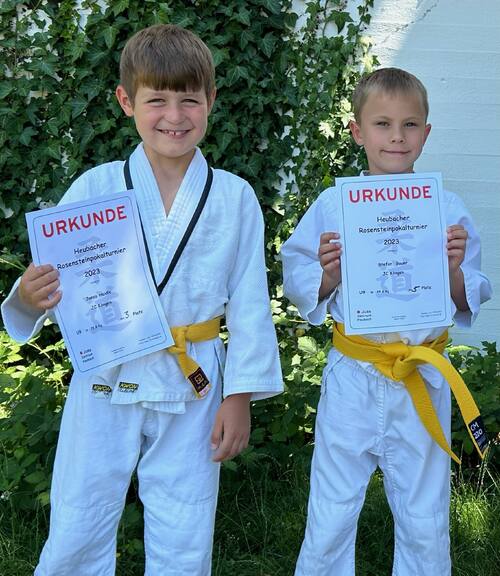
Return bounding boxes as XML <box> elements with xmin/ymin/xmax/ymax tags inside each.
<box><xmin>336</xmin><ymin>172</ymin><xmax>452</xmax><ymax>335</ymax></box>
<box><xmin>26</xmin><ymin>191</ymin><xmax>174</xmax><ymax>374</ymax></box>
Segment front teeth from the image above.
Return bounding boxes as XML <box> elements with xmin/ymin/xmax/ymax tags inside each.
<box><xmin>161</xmin><ymin>129</ymin><xmax>185</xmax><ymax>136</ymax></box>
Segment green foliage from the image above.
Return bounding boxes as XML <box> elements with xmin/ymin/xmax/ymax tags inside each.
<box><xmin>0</xmin><ymin>0</ymin><xmax>374</xmax><ymax>295</ymax></box>
<box><xmin>0</xmin><ymin>0</ymin><xmax>377</xmax><ymax>489</ymax></box>
<box><xmin>2</xmin><ymin>463</ymin><xmax>500</xmax><ymax>575</ymax></box>
<box><xmin>449</xmin><ymin>342</ymin><xmax>500</xmax><ymax>467</ymax></box>
<box><xmin>0</xmin><ymin>330</ymin><xmax>70</xmax><ymax>509</ymax></box>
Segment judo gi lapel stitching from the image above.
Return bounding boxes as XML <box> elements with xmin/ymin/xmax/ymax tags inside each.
<box><xmin>123</xmin><ymin>157</ymin><xmax>213</xmax><ymax>295</ymax></box>
<box><xmin>123</xmin><ymin>157</ymin><xmax>218</xmax><ymax>399</ymax></box>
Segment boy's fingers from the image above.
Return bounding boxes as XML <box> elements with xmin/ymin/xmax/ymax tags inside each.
<box><xmin>29</xmin><ymin>269</ymin><xmax>59</xmax><ymax>292</ymax></box>
<box><xmin>212</xmin><ymin>438</ymin><xmax>230</xmax><ymax>462</ymax></box>
<box><xmin>39</xmin><ymin>290</ymin><xmax>62</xmax><ymax>310</ymax></box>
<box><xmin>26</xmin><ymin>263</ymin><xmax>56</xmax><ymax>279</ymax></box>
<box><xmin>318</xmin><ymin>242</ymin><xmax>341</xmax><ymax>256</ymax></box>
<box><xmin>213</xmin><ymin>429</ymin><xmax>248</xmax><ymax>462</ymax></box>
<box><xmin>319</xmin><ymin>232</ymin><xmax>340</xmax><ymax>245</ymax></box>
<box><xmin>210</xmin><ymin>415</ymin><xmax>223</xmax><ymax>451</ymax></box>
<box><xmin>320</xmin><ymin>249</ymin><xmax>341</xmax><ymax>264</ymax></box>
<box><xmin>447</xmin><ymin>226</ymin><xmax>467</xmax><ymax>239</ymax></box>
<box><xmin>35</xmin><ymin>279</ymin><xmax>61</xmax><ymax>299</ymax></box>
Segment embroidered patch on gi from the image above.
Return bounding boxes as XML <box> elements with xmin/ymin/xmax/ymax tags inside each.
<box><xmin>91</xmin><ymin>384</ymin><xmax>112</xmax><ymax>398</ymax></box>
<box><xmin>188</xmin><ymin>368</ymin><xmax>210</xmax><ymax>396</ymax></box>
<box><xmin>468</xmin><ymin>416</ymin><xmax>488</xmax><ymax>453</ymax></box>
<box><xmin>118</xmin><ymin>381</ymin><xmax>139</xmax><ymax>393</ymax></box>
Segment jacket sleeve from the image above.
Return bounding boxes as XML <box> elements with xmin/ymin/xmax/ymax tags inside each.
<box><xmin>222</xmin><ymin>186</ymin><xmax>283</xmax><ymax>401</ymax></box>
<box><xmin>446</xmin><ymin>192</ymin><xmax>492</xmax><ymax>327</ymax></box>
<box><xmin>1</xmin><ymin>172</ymin><xmax>93</xmax><ymax>343</ymax></box>
<box><xmin>281</xmin><ymin>189</ymin><xmax>340</xmax><ymax>325</ymax></box>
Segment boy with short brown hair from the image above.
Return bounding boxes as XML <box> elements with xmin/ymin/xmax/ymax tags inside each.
<box><xmin>2</xmin><ymin>24</ymin><xmax>282</xmax><ymax>575</ymax></box>
<box><xmin>282</xmin><ymin>67</ymin><xmax>491</xmax><ymax>575</ymax></box>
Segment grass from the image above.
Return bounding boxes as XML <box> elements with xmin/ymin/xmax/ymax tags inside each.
<box><xmin>1</xmin><ymin>458</ymin><xmax>499</xmax><ymax>575</ymax></box>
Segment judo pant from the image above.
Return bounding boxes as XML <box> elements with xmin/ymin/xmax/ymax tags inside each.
<box><xmin>35</xmin><ymin>379</ymin><xmax>221</xmax><ymax>576</ymax></box>
<box><xmin>295</xmin><ymin>354</ymin><xmax>451</xmax><ymax>576</ymax></box>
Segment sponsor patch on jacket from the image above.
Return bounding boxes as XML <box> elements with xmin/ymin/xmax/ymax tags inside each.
<box><xmin>91</xmin><ymin>384</ymin><xmax>112</xmax><ymax>398</ymax></box>
<box><xmin>118</xmin><ymin>381</ymin><xmax>139</xmax><ymax>393</ymax></box>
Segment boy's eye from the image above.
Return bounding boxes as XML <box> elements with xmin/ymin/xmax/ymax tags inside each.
<box><xmin>376</xmin><ymin>121</ymin><xmax>389</xmax><ymax>127</ymax></box>
<box><xmin>183</xmin><ymin>98</ymin><xmax>200</xmax><ymax>104</ymax></box>
<box><xmin>405</xmin><ymin>122</ymin><xmax>417</xmax><ymax>127</ymax></box>
<box><xmin>147</xmin><ymin>98</ymin><xmax>164</xmax><ymax>105</ymax></box>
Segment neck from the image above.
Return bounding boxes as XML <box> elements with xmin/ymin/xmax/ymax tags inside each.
<box><xmin>143</xmin><ymin>146</ymin><xmax>196</xmax><ymax>213</ymax></box>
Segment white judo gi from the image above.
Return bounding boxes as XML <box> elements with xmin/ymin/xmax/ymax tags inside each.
<box><xmin>2</xmin><ymin>143</ymin><xmax>283</xmax><ymax>576</ymax></box>
<box><xmin>281</xmin><ymin>186</ymin><xmax>491</xmax><ymax>576</ymax></box>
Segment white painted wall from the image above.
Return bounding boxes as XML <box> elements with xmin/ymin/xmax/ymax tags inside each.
<box><xmin>358</xmin><ymin>0</ymin><xmax>500</xmax><ymax>347</ymax></box>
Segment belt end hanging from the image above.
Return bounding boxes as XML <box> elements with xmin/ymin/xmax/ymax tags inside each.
<box><xmin>468</xmin><ymin>415</ymin><xmax>489</xmax><ymax>459</ymax></box>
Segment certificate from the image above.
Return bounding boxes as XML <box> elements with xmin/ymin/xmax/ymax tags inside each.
<box><xmin>336</xmin><ymin>172</ymin><xmax>452</xmax><ymax>335</ymax></box>
<box><xmin>26</xmin><ymin>192</ymin><xmax>174</xmax><ymax>374</ymax></box>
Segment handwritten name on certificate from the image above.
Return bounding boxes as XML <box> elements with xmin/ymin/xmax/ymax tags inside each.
<box><xmin>336</xmin><ymin>172</ymin><xmax>452</xmax><ymax>335</ymax></box>
<box><xmin>26</xmin><ymin>192</ymin><xmax>174</xmax><ymax>374</ymax></box>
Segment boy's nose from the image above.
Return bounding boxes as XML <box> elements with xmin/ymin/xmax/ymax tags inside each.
<box><xmin>164</xmin><ymin>104</ymin><xmax>184</xmax><ymax>123</ymax></box>
<box><xmin>390</xmin><ymin>129</ymin><xmax>404</xmax><ymax>143</ymax></box>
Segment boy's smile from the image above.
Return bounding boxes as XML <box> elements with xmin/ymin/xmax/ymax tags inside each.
<box><xmin>350</xmin><ymin>90</ymin><xmax>431</xmax><ymax>175</ymax></box>
<box><xmin>116</xmin><ymin>85</ymin><xmax>215</xmax><ymax>170</ymax></box>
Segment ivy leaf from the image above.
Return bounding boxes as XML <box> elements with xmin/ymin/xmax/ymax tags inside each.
<box><xmin>217</xmin><ymin>132</ymin><xmax>233</xmax><ymax>153</ymax></box>
<box><xmin>0</xmin><ymin>83</ymin><xmax>13</xmax><ymax>99</ymax></box>
<box><xmin>211</xmin><ymin>47</ymin><xmax>229</xmax><ymax>68</ymax></box>
<box><xmin>261</xmin><ymin>33</ymin><xmax>276</xmax><ymax>58</ymax></box>
<box><xmin>38</xmin><ymin>60</ymin><xmax>57</xmax><ymax>79</ymax></box>
<box><xmin>103</xmin><ymin>26</ymin><xmax>117</xmax><ymax>49</ymax></box>
<box><xmin>226</xmin><ymin>65</ymin><xmax>249</xmax><ymax>86</ymax></box>
<box><xmin>262</xmin><ymin>0</ymin><xmax>281</xmax><ymax>14</ymax></box>
<box><xmin>235</xmin><ymin>7</ymin><xmax>251</xmax><ymax>26</ymax></box>
<box><xmin>46</xmin><ymin>117</ymin><xmax>60</xmax><ymax>137</ymax></box>
<box><xmin>332</xmin><ymin>11</ymin><xmax>353</xmax><ymax>33</ymax></box>
<box><xmin>112</xmin><ymin>0</ymin><xmax>129</xmax><ymax>16</ymax></box>
<box><xmin>79</xmin><ymin>122</ymin><xmax>95</xmax><ymax>151</ymax></box>
<box><xmin>71</xmin><ymin>97</ymin><xmax>88</xmax><ymax>119</ymax></box>
<box><xmin>19</xmin><ymin>127</ymin><xmax>37</xmax><ymax>146</ymax></box>
<box><xmin>239</xmin><ymin>29</ymin><xmax>253</xmax><ymax>50</ymax></box>
<box><xmin>46</xmin><ymin>143</ymin><xmax>61</xmax><ymax>160</ymax></box>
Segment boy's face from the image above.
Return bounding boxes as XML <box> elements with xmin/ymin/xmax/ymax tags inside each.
<box><xmin>350</xmin><ymin>90</ymin><xmax>431</xmax><ymax>175</ymax></box>
<box><xmin>116</xmin><ymin>84</ymin><xmax>215</xmax><ymax>169</ymax></box>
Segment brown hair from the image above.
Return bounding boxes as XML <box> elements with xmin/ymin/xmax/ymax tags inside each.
<box><xmin>119</xmin><ymin>24</ymin><xmax>215</xmax><ymax>104</ymax></box>
<box><xmin>352</xmin><ymin>67</ymin><xmax>429</xmax><ymax>122</ymax></box>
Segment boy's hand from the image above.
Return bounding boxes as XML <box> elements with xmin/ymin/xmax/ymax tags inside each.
<box><xmin>19</xmin><ymin>263</ymin><xmax>62</xmax><ymax>311</ymax></box>
<box><xmin>210</xmin><ymin>392</ymin><xmax>251</xmax><ymax>462</ymax></box>
<box><xmin>447</xmin><ymin>225</ymin><xmax>467</xmax><ymax>273</ymax></box>
<box><xmin>447</xmin><ymin>224</ymin><xmax>469</xmax><ymax>312</ymax></box>
<box><xmin>318</xmin><ymin>232</ymin><xmax>342</xmax><ymax>301</ymax></box>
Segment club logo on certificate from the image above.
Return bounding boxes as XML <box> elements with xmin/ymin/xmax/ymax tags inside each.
<box><xmin>336</xmin><ymin>172</ymin><xmax>452</xmax><ymax>335</ymax></box>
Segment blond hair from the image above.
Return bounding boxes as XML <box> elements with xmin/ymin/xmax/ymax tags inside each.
<box><xmin>119</xmin><ymin>24</ymin><xmax>215</xmax><ymax>103</ymax></box>
<box><xmin>352</xmin><ymin>67</ymin><xmax>429</xmax><ymax>121</ymax></box>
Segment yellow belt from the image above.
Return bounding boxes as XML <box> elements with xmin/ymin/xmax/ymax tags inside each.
<box><xmin>168</xmin><ymin>316</ymin><xmax>222</xmax><ymax>398</ymax></box>
<box><xmin>332</xmin><ymin>322</ymin><xmax>488</xmax><ymax>464</ymax></box>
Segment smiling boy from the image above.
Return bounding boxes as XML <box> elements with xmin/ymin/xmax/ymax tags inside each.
<box><xmin>282</xmin><ymin>68</ymin><xmax>491</xmax><ymax>575</ymax></box>
<box><xmin>1</xmin><ymin>24</ymin><xmax>283</xmax><ymax>575</ymax></box>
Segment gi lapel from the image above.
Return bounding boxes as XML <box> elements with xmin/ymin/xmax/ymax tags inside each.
<box><xmin>126</xmin><ymin>144</ymin><xmax>213</xmax><ymax>293</ymax></box>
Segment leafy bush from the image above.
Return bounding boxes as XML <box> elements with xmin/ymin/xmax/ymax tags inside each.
<box><xmin>449</xmin><ymin>342</ymin><xmax>500</xmax><ymax>468</ymax></box>
<box><xmin>0</xmin><ymin>330</ymin><xmax>70</xmax><ymax>509</ymax></box>
<box><xmin>0</xmin><ymin>0</ymin><xmax>377</xmax><ymax>510</ymax></box>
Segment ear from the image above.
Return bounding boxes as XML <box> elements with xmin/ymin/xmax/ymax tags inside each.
<box><xmin>349</xmin><ymin>120</ymin><xmax>364</xmax><ymax>145</ymax></box>
<box><xmin>207</xmin><ymin>88</ymin><xmax>217</xmax><ymax>114</ymax></box>
<box><xmin>423</xmin><ymin>123</ymin><xmax>432</xmax><ymax>143</ymax></box>
<box><xmin>115</xmin><ymin>85</ymin><xmax>134</xmax><ymax>117</ymax></box>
